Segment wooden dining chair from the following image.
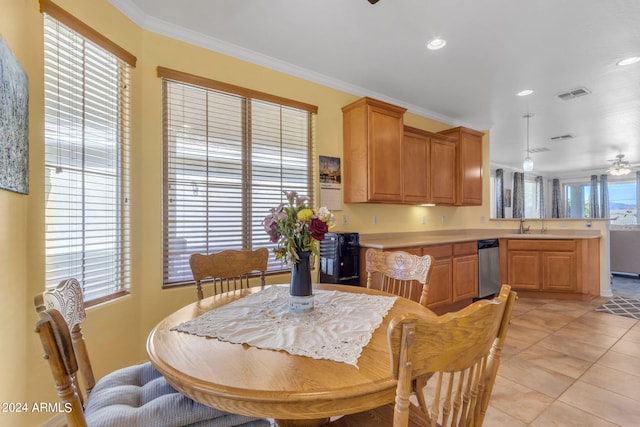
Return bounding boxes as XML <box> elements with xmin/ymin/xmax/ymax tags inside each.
<box><xmin>365</xmin><ymin>249</ymin><xmax>433</xmax><ymax>307</ymax></box>
<box><xmin>190</xmin><ymin>248</ymin><xmax>269</xmax><ymax>300</ymax></box>
<box><xmin>34</xmin><ymin>278</ymin><xmax>270</xmax><ymax>427</ymax></box>
<box><xmin>330</xmin><ymin>284</ymin><xmax>517</xmax><ymax>427</ymax></box>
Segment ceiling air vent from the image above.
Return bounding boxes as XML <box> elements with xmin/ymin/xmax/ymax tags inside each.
<box><xmin>556</xmin><ymin>87</ymin><xmax>591</xmax><ymax>101</ymax></box>
<box><xmin>550</xmin><ymin>134</ymin><xmax>574</xmax><ymax>141</ymax></box>
<box><xmin>529</xmin><ymin>147</ymin><xmax>551</xmax><ymax>153</ymax></box>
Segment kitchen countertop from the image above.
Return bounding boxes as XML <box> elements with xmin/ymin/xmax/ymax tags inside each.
<box><xmin>358</xmin><ymin>228</ymin><xmax>601</xmax><ymax>249</ymax></box>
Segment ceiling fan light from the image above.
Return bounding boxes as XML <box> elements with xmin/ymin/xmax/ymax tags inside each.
<box><xmin>616</xmin><ymin>56</ymin><xmax>640</xmax><ymax>66</ymax></box>
<box><xmin>516</xmin><ymin>89</ymin><xmax>534</xmax><ymax>97</ymax></box>
<box><xmin>427</xmin><ymin>38</ymin><xmax>447</xmax><ymax>50</ymax></box>
<box><xmin>523</xmin><ymin>156</ymin><xmax>534</xmax><ymax>171</ymax></box>
<box><xmin>610</xmin><ymin>166</ymin><xmax>631</xmax><ymax>176</ymax></box>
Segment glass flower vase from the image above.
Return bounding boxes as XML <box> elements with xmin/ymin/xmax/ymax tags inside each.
<box><xmin>289</xmin><ymin>250</ymin><xmax>314</xmax><ymax>313</ymax></box>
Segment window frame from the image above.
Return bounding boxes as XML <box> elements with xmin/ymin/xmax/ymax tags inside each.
<box><xmin>159</xmin><ymin>68</ymin><xmax>318</xmax><ymax>287</ymax></box>
<box><xmin>42</xmin><ymin>0</ymin><xmax>135</xmax><ymax>306</ymax></box>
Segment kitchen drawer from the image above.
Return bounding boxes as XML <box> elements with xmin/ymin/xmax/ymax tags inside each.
<box><xmin>453</xmin><ymin>241</ymin><xmax>477</xmax><ymax>256</ymax></box>
<box><xmin>507</xmin><ymin>239</ymin><xmax>577</xmax><ymax>252</ymax></box>
<box><xmin>422</xmin><ymin>244</ymin><xmax>453</xmax><ymax>259</ymax></box>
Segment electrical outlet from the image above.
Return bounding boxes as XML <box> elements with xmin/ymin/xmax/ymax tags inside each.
<box><xmin>441</xmin><ymin>215</ymin><xmax>446</xmax><ymax>225</ymax></box>
<box><xmin>421</xmin><ymin>215</ymin><xmax>426</xmax><ymax>224</ymax></box>
<box><xmin>480</xmin><ymin>215</ymin><xmax>486</xmax><ymax>224</ymax></box>
<box><xmin>342</xmin><ymin>215</ymin><xmax>348</xmax><ymax>225</ymax></box>
<box><xmin>373</xmin><ymin>215</ymin><xmax>378</xmax><ymax>225</ymax></box>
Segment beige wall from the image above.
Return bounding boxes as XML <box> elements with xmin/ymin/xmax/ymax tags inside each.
<box><xmin>1</xmin><ymin>1</ymin><xmax>41</xmax><ymax>426</ymax></box>
<box><xmin>0</xmin><ymin>0</ymin><xmax>607</xmax><ymax>426</ymax></box>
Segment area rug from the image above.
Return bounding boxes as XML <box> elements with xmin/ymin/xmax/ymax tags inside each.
<box><xmin>596</xmin><ymin>296</ymin><xmax>640</xmax><ymax>320</ymax></box>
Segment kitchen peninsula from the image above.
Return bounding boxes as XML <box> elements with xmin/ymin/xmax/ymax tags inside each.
<box><xmin>359</xmin><ymin>229</ymin><xmax>601</xmax><ymax>313</ymax></box>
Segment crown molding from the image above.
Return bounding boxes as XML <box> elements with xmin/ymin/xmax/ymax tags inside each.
<box><xmin>107</xmin><ymin>0</ymin><xmax>467</xmax><ymax>127</ymax></box>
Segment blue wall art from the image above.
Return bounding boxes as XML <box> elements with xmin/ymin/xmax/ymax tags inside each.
<box><xmin>0</xmin><ymin>36</ymin><xmax>29</xmax><ymax>194</ymax></box>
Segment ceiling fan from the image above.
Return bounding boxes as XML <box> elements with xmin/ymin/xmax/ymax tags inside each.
<box><xmin>606</xmin><ymin>153</ymin><xmax>638</xmax><ymax>176</ymax></box>
<box><xmin>368</xmin><ymin>0</ymin><xmax>380</xmax><ymax>4</ymax></box>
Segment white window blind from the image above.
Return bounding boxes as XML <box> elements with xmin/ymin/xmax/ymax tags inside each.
<box><xmin>161</xmin><ymin>75</ymin><xmax>316</xmax><ymax>286</ymax></box>
<box><xmin>43</xmin><ymin>8</ymin><xmax>133</xmax><ymax>305</ymax></box>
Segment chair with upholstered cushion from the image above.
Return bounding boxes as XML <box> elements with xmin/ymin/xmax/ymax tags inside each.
<box><xmin>365</xmin><ymin>249</ymin><xmax>433</xmax><ymax>307</ymax></box>
<box><xmin>190</xmin><ymin>248</ymin><xmax>269</xmax><ymax>300</ymax></box>
<box><xmin>34</xmin><ymin>278</ymin><xmax>270</xmax><ymax>427</ymax></box>
<box><xmin>330</xmin><ymin>284</ymin><xmax>517</xmax><ymax>427</ymax></box>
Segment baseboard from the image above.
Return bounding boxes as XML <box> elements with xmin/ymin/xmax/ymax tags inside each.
<box><xmin>40</xmin><ymin>413</ymin><xmax>66</xmax><ymax>427</ymax></box>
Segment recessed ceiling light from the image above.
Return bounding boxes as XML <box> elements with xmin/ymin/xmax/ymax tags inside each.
<box><xmin>426</xmin><ymin>38</ymin><xmax>447</xmax><ymax>50</ymax></box>
<box><xmin>516</xmin><ymin>90</ymin><xmax>534</xmax><ymax>97</ymax></box>
<box><xmin>617</xmin><ymin>56</ymin><xmax>640</xmax><ymax>66</ymax></box>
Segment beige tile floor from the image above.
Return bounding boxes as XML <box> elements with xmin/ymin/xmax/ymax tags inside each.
<box><xmin>485</xmin><ymin>295</ymin><xmax>640</xmax><ymax>426</ymax></box>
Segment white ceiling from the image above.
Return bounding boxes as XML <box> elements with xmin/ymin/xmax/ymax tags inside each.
<box><xmin>109</xmin><ymin>0</ymin><xmax>640</xmax><ymax>177</ymax></box>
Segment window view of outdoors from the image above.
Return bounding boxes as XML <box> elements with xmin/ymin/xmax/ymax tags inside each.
<box><xmin>608</xmin><ymin>181</ymin><xmax>637</xmax><ymax>225</ymax></box>
<box><xmin>564</xmin><ymin>183</ymin><xmax>591</xmax><ymax>219</ymax></box>
<box><xmin>524</xmin><ymin>179</ymin><xmax>538</xmax><ymax>219</ymax></box>
<box><xmin>564</xmin><ymin>180</ymin><xmax>637</xmax><ymax>224</ymax></box>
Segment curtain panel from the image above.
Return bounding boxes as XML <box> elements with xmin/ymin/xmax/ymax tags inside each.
<box><xmin>512</xmin><ymin>172</ymin><xmax>525</xmax><ymax>219</ymax></box>
<box><xmin>495</xmin><ymin>169</ymin><xmax>504</xmax><ymax>218</ymax></box>
<box><xmin>590</xmin><ymin>175</ymin><xmax>599</xmax><ymax>218</ymax></box>
<box><xmin>551</xmin><ymin>178</ymin><xmax>562</xmax><ymax>218</ymax></box>
<box><xmin>536</xmin><ymin>176</ymin><xmax>545</xmax><ymax>218</ymax></box>
<box><xmin>599</xmin><ymin>174</ymin><xmax>610</xmax><ymax>219</ymax></box>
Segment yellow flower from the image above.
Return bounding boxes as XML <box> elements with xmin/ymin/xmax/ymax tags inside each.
<box><xmin>297</xmin><ymin>208</ymin><xmax>313</xmax><ymax>221</ymax></box>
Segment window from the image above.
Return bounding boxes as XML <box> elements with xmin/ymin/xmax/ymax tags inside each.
<box><xmin>564</xmin><ymin>179</ymin><xmax>638</xmax><ymax>222</ymax></box>
<box><xmin>523</xmin><ymin>178</ymin><xmax>539</xmax><ymax>218</ymax></box>
<box><xmin>43</xmin><ymin>1</ymin><xmax>135</xmax><ymax>305</ymax></box>
<box><xmin>608</xmin><ymin>180</ymin><xmax>638</xmax><ymax>225</ymax></box>
<box><xmin>160</xmin><ymin>68</ymin><xmax>317</xmax><ymax>287</ymax></box>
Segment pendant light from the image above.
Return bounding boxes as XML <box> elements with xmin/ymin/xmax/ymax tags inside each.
<box><xmin>523</xmin><ymin>113</ymin><xmax>534</xmax><ymax>171</ymax></box>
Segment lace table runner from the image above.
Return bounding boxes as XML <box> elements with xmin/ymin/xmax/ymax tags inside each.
<box><xmin>171</xmin><ymin>285</ymin><xmax>397</xmax><ymax>366</ymax></box>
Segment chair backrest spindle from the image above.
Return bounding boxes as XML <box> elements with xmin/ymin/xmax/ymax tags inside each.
<box><xmin>366</xmin><ymin>249</ymin><xmax>433</xmax><ymax>306</ymax></box>
<box><xmin>189</xmin><ymin>248</ymin><xmax>269</xmax><ymax>300</ymax></box>
<box><xmin>34</xmin><ymin>278</ymin><xmax>96</xmax><ymax>397</ymax></box>
<box><xmin>35</xmin><ymin>308</ymin><xmax>89</xmax><ymax>427</ymax></box>
<box><xmin>387</xmin><ymin>284</ymin><xmax>517</xmax><ymax>427</ymax></box>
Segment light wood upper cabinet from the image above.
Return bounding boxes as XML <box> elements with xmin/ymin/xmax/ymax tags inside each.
<box><xmin>438</xmin><ymin>126</ymin><xmax>484</xmax><ymax>205</ymax></box>
<box><xmin>402</xmin><ymin>126</ymin><xmax>457</xmax><ymax>205</ymax></box>
<box><xmin>342</xmin><ymin>97</ymin><xmax>407</xmax><ymax>203</ymax></box>
<box><xmin>402</xmin><ymin>126</ymin><xmax>430</xmax><ymax>204</ymax></box>
<box><xmin>429</xmin><ymin>133</ymin><xmax>457</xmax><ymax>205</ymax></box>
<box><xmin>342</xmin><ymin>97</ymin><xmax>483</xmax><ymax>206</ymax></box>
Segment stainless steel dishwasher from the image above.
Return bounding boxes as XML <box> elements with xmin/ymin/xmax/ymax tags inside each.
<box><xmin>478</xmin><ymin>239</ymin><xmax>500</xmax><ymax>298</ymax></box>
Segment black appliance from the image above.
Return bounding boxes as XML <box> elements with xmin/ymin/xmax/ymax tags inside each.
<box><xmin>319</xmin><ymin>232</ymin><xmax>360</xmax><ymax>285</ymax></box>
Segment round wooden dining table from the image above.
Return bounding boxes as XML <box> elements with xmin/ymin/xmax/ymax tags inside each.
<box><xmin>147</xmin><ymin>283</ymin><xmax>435</xmax><ymax>427</ymax></box>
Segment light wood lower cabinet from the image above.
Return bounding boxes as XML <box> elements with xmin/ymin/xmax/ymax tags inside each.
<box><xmin>453</xmin><ymin>256</ymin><xmax>480</xmax><ymax>299</ymax></box>
<box><xmin>500</xmin><ymin>238</ymin><xmax>600</xmax><ymax>299</ymax></box>
<box><xmin>359</xmin><ymin>242</ymin><xmax>479</xmax><ymax>311</ymax></box>
<box><xmin>375</xmin><ymin>241</ymin><xmax>479</xmax><ymax>311</ymax></box>
<box><xmin>421</xmin><ymin>244</ymin><xmax>453</xmax><ymax>309</ymax></box>
<box><xmin>452</xmin><ymin>242</ymin><xmax>479</xmax><ymax>301</ymax></box>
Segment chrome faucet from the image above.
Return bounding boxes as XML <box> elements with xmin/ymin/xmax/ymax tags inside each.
<box><xmin>519</xmin><ymin>218</ymin><xmax>530</xmax><ymax>234</ymax></box>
